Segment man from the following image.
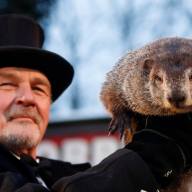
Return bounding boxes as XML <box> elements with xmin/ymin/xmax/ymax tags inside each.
<box><xmin>0</xmin><ymin>14</ymin><xmax>90</xmax><ymax>191</ymax></box>
<box><xmin>0</xmin><ymin>14</ymin><xmax>192</xmax><ymax>192</ymax></box>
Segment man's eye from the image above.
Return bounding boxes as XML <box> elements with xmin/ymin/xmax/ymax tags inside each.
<box><xmin>0</xmin><ymin>82</ymin><xmax>16</xmax><ymax>87</ymax></box>
<box><xmin>33</xmin><ymin>86</ymin><xmax>44</xmax><ymax>92</ymax></box>
<box><xmin>33</xmin><ymin>86</ymin><xmax>49</xmax><ymax>96</ymax></box>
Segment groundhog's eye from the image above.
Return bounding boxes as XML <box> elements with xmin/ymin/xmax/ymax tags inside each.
<box><xmin>189</xmin><ymin>74</ymin><xmax>192</xmax><ymax>81</ymax></box>
<box><xmin>154</xmin><ymin>75</ymin><xmax>163</xmax><ymax>83</ymax></box>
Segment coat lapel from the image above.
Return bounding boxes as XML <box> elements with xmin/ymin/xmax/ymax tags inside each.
<box><xmin>0</xmin><ymin>144</ymin><xmax>38</xmax><ymax>183</ymax></box>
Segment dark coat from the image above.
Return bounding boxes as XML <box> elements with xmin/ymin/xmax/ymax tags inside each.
<box><xmin>0</xmin><ymin>144</ymin><xmax>159</xmax><ymax>192</ymax></box>
<box><xmin>52</xmin><ymin>149</ymin><xmax>159</xmax><ymax>192</ymax></box>
<box><xmin>0</xmin><ymin>144</ymin><xmax>90</xmax><ymax>191</ymax></box>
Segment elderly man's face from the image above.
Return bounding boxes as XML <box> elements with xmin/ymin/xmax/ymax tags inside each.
<box><xmin>0</xmin><ymin>67</ymin><xmax>51</xmax><ymax>154</ymax></box>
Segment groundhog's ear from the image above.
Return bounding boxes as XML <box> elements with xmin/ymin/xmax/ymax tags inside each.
<box><xmin>141</xmin><ymin>58</ymin><xmax>154</xmax><ymax>74</ymax></box>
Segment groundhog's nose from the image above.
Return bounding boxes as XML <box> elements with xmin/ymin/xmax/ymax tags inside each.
<box><xmin>167</xmin><ymin>94</ymin><xmax>186</xmax><ymax>108</ymax></box>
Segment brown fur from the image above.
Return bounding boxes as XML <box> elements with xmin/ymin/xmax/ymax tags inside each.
<box><xmin>101</xmin><ymin>37</ymin><xmax>192</xmax><ymax>118</ymax></box>
<box><xmin>100</xmin><ymin>37</ymin><xmax>192</xmax><ymax>135</ymax></box>
<box><xmin>100</xmin><ymin>37</ymin><xmax>192</xmax><ymax>191</ymax></box>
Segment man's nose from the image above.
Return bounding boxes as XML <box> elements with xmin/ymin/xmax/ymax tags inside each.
<box><xmin>15</xmin><ymin>85</ymin><xmax>35</xmax><ymax>106</ymax></box>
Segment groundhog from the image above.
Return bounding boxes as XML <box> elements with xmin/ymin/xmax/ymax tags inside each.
<box><xmin>100</xmin><ymin>37</ymin><xmax>192</xmax><ymax>192</ymax></box>
<box><xmin>100</xmin><ymin>37</ymin><xmax>192</xmax><ymax>138</ymax></box>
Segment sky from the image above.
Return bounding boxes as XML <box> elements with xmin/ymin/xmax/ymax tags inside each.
<box><xmin>43</xmin><ymin>0</ymin><xmax>192</xmax><ymax>121</ymax></box>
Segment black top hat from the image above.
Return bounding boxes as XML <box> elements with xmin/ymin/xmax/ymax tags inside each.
<box><xmin>0</xmin><ymin>14</ymin><xmax>74</xmax><ymax>102</ymax></box>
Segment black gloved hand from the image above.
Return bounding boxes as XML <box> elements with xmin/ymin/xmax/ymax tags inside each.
<box><xmin>126</xmin><ymin>112</ymin><xmax>192</xmax><ymax>189</ymax></box>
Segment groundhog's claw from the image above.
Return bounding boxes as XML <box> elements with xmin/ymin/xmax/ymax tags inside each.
<box><xmin>108</xmin><ymin>118</ymin><xmax>119</xmax><ymax>135</ymax></box>
<box><xmin>108</xmin><ymin>112</ymin><xmax>132</xmax><ymax>139</ymax></box>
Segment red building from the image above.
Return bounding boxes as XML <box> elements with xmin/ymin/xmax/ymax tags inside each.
<box><xmin>38</xmin><ymin>117</ymin><xmax>122</xmax><ymax>165</ymax></box>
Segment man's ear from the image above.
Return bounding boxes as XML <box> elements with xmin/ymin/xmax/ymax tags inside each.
<box><xmin>141</xmin><ymin>58</ymin><xmax>154</xmax><ymax>75</ymax></box>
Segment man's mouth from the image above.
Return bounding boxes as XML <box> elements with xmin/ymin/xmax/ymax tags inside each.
<box><xmin>9</xmin><ymin>115</ymin><xmax>36</xmax><ymax>123</ymax></box>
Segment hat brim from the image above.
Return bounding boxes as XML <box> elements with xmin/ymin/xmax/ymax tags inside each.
<box><xmin>0</xmin><ymin>47</ymin><xmax>74</xmax><ymax>102</ymax></box>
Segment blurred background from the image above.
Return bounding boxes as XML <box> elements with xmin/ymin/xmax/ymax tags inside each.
<box><xmin>1</xmin><ymin>0</ymin><xmax>192</xmax><ymax>165</ymax></box>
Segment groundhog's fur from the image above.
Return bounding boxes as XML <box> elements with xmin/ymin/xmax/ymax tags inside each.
<box><xmin>101</xmin><ymin>37</ymin><xmax>192</xmax><ymax>136</ymax></box>
<box><xmin>100</xmin><ymin>37</ymin><xmax>192</xmax><ymax>191</ymax></box>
